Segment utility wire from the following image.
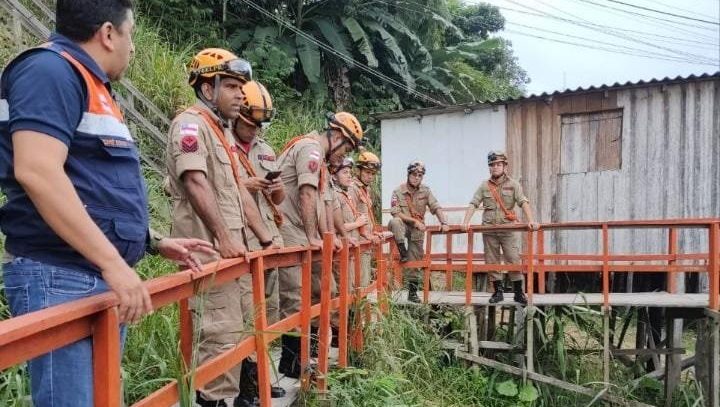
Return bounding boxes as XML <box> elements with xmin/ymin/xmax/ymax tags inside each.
<box><xmin>605</xmin><ymin>0</ymin><xmax>719</xmax><ymax>26</ymax></box>
<box><xmin>236</xmin><ymin>0</ymin><xmax>447</xmax><ymax>106</ymax></box>
<box><xmin>506</xmin><ymin>22</ymin><xmax>714</xmax><ymax>64</ymax></box>
<box><xmin>506</xmin><ymin>0</ymin><xmax>718</xmax><ymax>65</ymax></box>
<box><xmin>499</xmin><ymin>5</ymin><xmax>718</xmax><ymax>43</ymax></box>
<box><xmin>505</xmin><ymin>29</ymin><xmax>719</xmax><ymax>66</ymax></box>
<box><xmin>574</xmin><ymin>0</ymin><xmax>718</xmax><ymax>32</ymax></box>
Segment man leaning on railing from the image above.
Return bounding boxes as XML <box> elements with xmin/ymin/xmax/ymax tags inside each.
<box><xmin>0</xmin><ymin>1</ymin><xmax>213</xmax><ymax>406</ymax></box>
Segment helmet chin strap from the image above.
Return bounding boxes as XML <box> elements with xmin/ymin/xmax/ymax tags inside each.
<box><xmin>325</xmin><ymin>129</ymin><xmax>351</xmax><ymax>163</ymax></box>
<box><xmin>200</xmin><ymin>76</ymin><xmax>231</xmax><ymax>127</ymax></box>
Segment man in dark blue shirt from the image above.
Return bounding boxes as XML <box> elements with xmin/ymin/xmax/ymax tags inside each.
<box><xmin>0</xmin><ymin>1</ymin><xmax>213</xmax><ymax>405</ymax></box>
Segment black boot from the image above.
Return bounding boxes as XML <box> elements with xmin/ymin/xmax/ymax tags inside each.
<box><xmin>489</xmin><ymin>280</ymin><xmax>504</xmax><ymax>304</ymax></box>
<box><xmin>196</xmin><ymin>391</ymin><xmax>227</xmax><ymax>407</ymax></box>
<box><xmin>513</xmin><ymin>280</ymin><xmax>527</xmax><ymax>306</ymax></box>
<box><xmin>278</xmin><ymin>334</ymin><xmax>301</xmax><ymax>379</ymax></box>
<box><xmin>407</xmin><ymin>280</ymin><xmax>420</xmax><ymax>303</ymax></box>
<box><xmin>396</xmin><ymin>240</ymin><xmax>409</xmax><ymax>263</ymax></box>
<box><xmin>236</xmin><ymin>360</ymin><xmax>286</xmax><ymax>405</ymax></box>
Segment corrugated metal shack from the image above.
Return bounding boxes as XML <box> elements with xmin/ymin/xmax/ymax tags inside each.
<box><xmin>376</xmin><ymin>73</ymin><xmax>720</xmax><ymax>291</ymax></box>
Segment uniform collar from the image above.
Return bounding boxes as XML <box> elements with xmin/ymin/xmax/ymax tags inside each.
<box><xmin>49</xmin><ymin>33</ymin><xmax>110</xmax><ymax>85</ymax></box>
<box><xmin>489</xmin><ymin>174</ymin><xmax>508</xmax><ymax>186</ymax></box>
<box><xmin>192</xmin><ymin>101</ymin><xmax>226</xmax><ymax>128</ymax></box>
<box><xmin>400</xmin><ymin>183</ymin><xmax>422</xmax><ymax>194</ymax></box>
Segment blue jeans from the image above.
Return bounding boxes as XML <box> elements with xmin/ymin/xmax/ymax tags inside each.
<box><xmin>2</xmin><ymin>256</ymin><xmax>125</xmax><ymax>407</ymax></box>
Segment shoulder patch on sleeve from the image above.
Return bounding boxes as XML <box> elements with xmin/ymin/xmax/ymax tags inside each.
<box><xmin>181</xmin><ymin>135</ymin><xmax>199</xmax><ymax>153</ymax></box>
<box><xmin>180</xmin><ymin>123</ymin><xmax>199</xmax><ymax>136</ymax></box>
<box><xmin>391</xmin><ymin>194</ymin><xmax>399</xmax><ymax>207</ymax></box>
<box><xmin>308</xmin><ymin>160</ymin><xmax>319</xmax><ymax>173</ymax></box>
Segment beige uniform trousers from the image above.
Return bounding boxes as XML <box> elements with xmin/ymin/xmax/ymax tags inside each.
<box><xmin>483</xmin><ymin>231</ymin><xmax>524</xmax><ymax>284</ymax></box>
<box><xmin>191</xmin><ymin>279</ymin><xmax>246</xmax><ymax>400</ymax></box>
<box><xmin>388</xmin><ymin>217</ymin><xmax>425</xmax><ymax>286</ymax></box>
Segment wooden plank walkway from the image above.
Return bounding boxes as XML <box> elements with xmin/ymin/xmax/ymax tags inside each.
<box><xmin>369</xmin><ymin>290</ymin><xmax>709</xmax><ymax>308</ymax></box>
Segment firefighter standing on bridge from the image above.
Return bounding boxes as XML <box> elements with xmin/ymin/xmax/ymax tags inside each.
<box><xmin>388</xmin><ymin>161</ymin><xmax>450</xmax><ymax>303</ymax></box>
<box><xmin>462</xmin><ymin>150</ymin><xmax>538</xmax><ymax>306</ymax></box>
<box><xmin>164</xmin><ymin>48</ymin><xmax>276</xmax><ymax>407</ymax></box>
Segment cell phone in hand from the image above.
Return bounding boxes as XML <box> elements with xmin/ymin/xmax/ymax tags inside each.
<box><xmin>265</xmin><ymin>170</ymin><xmax>282</xmax><ymax>181</ymax></box>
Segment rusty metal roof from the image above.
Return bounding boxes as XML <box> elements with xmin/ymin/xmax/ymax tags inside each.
<box><xmin>373</xmin><ymin>71</ymin><xmax>720</xmax><ymax>120</ymax></box>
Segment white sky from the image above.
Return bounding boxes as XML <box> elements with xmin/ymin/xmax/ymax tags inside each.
<box><xmin>471</xmin><ymin>0</ymin><xmax>720</xmax><ymax>95</ymax></box>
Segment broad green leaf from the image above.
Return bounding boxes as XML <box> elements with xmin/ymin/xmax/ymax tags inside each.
<box><xmin>250</xmin><ymin>26</ymin><xmax>279</xmax><ymax>48</ymax></box>
<box><xmin>364</xmin><ymin>21</ymin><xmax>415</xmax><ymax>90</ymax></box>
<box><xmin>315</xmin><ymin>18</ymin><xmax>352</xmax><ymax>66</ymax></box>
<box><xmin>364</xmin><ymin>10</ymin><xmax>431</xmax><ymax>66</ymax></box>
<box><xmin>342</xmin><ymin>17</ymin><xmax>378</xmax><ymax>68</ymax></box>
<box><xmin>295</xmin><ymin>34</ymin><xmax>321</xmax><ymax>84</ymax></box>
<box><xmin>495</xmin><ymin>379</ymin><xmax>518</xmax><ymax>397</ymax></box>
<box><xmin>518</xmin><ymin>384</ymin><xmax>539</xmax><ymax>402</ymax></box>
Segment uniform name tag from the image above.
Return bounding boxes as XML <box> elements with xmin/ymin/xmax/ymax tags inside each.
<box><xmin>100</xmin><ymin>137</ymin><xmax>133</xmax><ymax>148</ymax></box>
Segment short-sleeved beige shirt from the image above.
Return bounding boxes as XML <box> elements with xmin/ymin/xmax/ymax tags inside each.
<box><xmin>335</xmin><ymin>186</ymin><xmax>360</xmax><ymax>240</ymax></box>
<box><xmin>389</xmin><ymin>183</ymin><xmax>441</xmax><ymax>220</ymax></box>
<box><xmin>165</xmin><ymin>102</ymin><xmax>245</xmax><ymax>262</ymax></box>
<box><xmin>276</xmin><ymin>132</ymin><xmax>326</xmax><ymax>246</ymax></box>
<box><xmin>349</xmin><ymin>178</ymin><xmax>374</xmax><ymax>229</ymax></box>
<box><xmin>236</xmin><ymin>137</ymin><xmax>283</xmax><ymax>247</ymax></box>
<box><xmin>469</xmin><ymin>174</ymin><xmax>528</xmax><ymax>225</ymax></box>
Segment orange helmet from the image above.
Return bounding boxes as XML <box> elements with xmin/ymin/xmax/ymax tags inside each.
<box><xmin>237</xmin><ymin>81</ymin><xmax>275</xmax><ymax>126</ymax></box>
<box><xmin>356</xmin><ymin>151</ymin><xmax>381</xmax><ymax>171</ymax></box>
<box><xmin>188</xmin><ymin>48</ymin><xmax>252</xmax><ymax>86</ymax></box>
<box><xmin>327</xmin><ymin>111</ymin><xmax>363</xmax><ymax>149</ymax></box>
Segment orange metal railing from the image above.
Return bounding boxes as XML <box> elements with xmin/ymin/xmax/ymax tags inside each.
<box><xmin>1</xmin><ymin>218</ymin><xmax>718</xmax><ymax>407</ymax></box>
<box><xmin>0</xmin><ymin>233</ymin><xmax>391</xmax><ymax>407</ymax></box>
<box><xmin>390</xmin><ymin>218</ymin><xmax>720</xmax><ymax>311</ymax></box>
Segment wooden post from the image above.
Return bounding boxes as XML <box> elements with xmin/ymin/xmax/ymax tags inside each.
<box><xmin>251</xmin><ymin>257</ymin><xmax>272</xmax><ymax>407</ymax></box>
<box><xmin>667</xmin><ymin>228</ymin><xmax>678</xmax><ymax>294</ymax></box>
<box><xmin>93</xmin><ymin>307</ymin><xmax>121</xmax><ymax>407</ymax></box>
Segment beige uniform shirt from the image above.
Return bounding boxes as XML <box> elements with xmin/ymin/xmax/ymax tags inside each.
<box><xmin>235</xmin><ymin>137</ymin><xmax>283</xmax><ymax>247</ymax></box>
<box><xmin>165</xmin><ymin>102</ymin><xmax>245</xmax><ymax>262</ymax></box>
<box><xmin>389</xmin><ymin>183</ymin><xmax>441</xmax><ymax>220</ymax></box>
<box><xmin>349</xmin><ymin>178</ymin><xmax>374</xmax><ymax>230</ymax></box>
<box><xmin>469</xmin><ymin>174</ymin><xmax>528</xmax><ymax>225</ymax></box>
<box><xmin>276</xmin><ymin>132</ymin><xmax>327</xmax><ymax>246</ymax></box>
<box><xmin>335</xmin><ymin>185</ymin><xmax>360</xmax><ymax>240</ymax></box>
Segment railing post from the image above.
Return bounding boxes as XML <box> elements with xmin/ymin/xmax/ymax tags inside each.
<box><xmin>316</xmin><ymin>233</ymin><xmax>334</xmax><ymax>392</ymax></box>
<box><xmin>93</xmin><ymin>307</ymin><xmax>121</xmax><ymax>407</ymax></box>
<box><xmin>179</xmin><ymin>298</ymin><xmax>193</xmax><ymax>370</ymax></box>
<box><xmin>601</xmin><ymin>223</ymin><xmax>611</xmax><ymax>387</ymax></box>
<box><xmin>709</xmin><ymin>223</ymin><xmax>719</xmax><ymax>311</ymax></box>
<box><xmin>666</xmin><ymin>228</ymin><xmax>678</xmax><ymax>294</ymax></box>
<box><xmin>446</xmin><ymin>232</ymin><xmax>453</xmax><ymax>291</ymax></box>
<box><xmin>537</xmin><ymin>229</ymin><xmax>546</xmax><ymax>294</ymax></box>
<box><xmin>300</xmin><ymin>249</ymin><xmax>312</xmax><ymax>381</ymax></box>
<box><xmin>251</xmin><ymin>256</ymin><xmax>271</xmax><ymax>407</ymax></box>
<box><xmin>465</xmin><ymin>231</ymin><xmax>474</xmax><ymax>306</ymax></box>
<box><xmin>423</xmin><ymin>230</ymin><xmax>432</xmax><ymax>304</ymax></box>
<box><xmin>338</xmin><ymin>239</ymin><xmax>350</xmax><ymax>368</ymax></box>
<box><xmin>526</xmin><ymin>229</ymin><xmax>534</xmax><ymax>305</ymax></box>
<box><xmin>352</xmin><ymin>245</ymin><xmax>364</xmax><ymax>352</ymax></box>
<box><xmin>376</xmin><ymin>240</ymin><xmax>388</xmax><ymax>314</ymax></box>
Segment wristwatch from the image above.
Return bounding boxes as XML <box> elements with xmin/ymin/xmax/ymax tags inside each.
<box><xmin>260</xmin><ymin>240</ymin><xmax>274</xmax><ymax>248</ymax></box>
